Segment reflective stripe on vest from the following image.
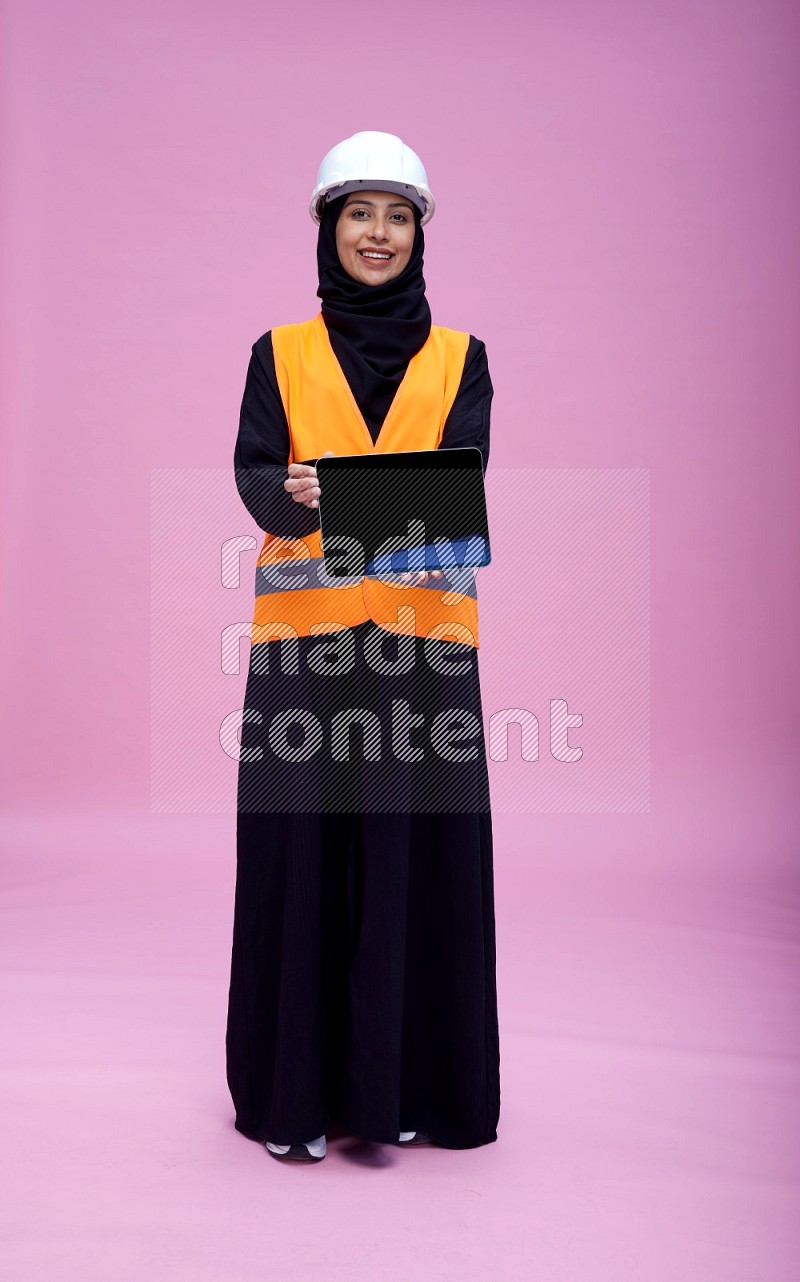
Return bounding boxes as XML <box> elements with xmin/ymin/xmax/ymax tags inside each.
<box><xmin>251</xmin><ymin>312</ymin><xmax>480</xmax><ymax>647</ymax></box>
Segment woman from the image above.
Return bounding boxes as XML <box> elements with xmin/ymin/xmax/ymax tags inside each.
<box><xmin>225</xmin><ymin>131</ymin><xmax>500</xmax><ymax>1162</ymax></box>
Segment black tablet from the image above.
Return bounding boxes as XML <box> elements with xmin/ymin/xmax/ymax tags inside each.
<box><xmin>316</xmin><ymin>446</ymin><xmax>491</xmax><ymax>577</ymax></box>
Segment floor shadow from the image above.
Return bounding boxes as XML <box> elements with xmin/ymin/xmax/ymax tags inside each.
<box><xmin>334</xmin><ymin>1137</ymin><xmax>395</xmax><ymax>1168</ymax></box>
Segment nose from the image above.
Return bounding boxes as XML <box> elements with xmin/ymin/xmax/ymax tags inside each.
<box><xmin>369</xmin><ymin>215</ymin><xmax>389</xmax><ymax>240</ymax></box>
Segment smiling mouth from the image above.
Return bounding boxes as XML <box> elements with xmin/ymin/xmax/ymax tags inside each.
<box><xmin>358</xmin><ymin>250</ymin><xmax>393</xmax><ymax>261</ymax></box>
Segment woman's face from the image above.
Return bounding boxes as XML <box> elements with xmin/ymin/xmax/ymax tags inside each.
<box><xmin>335</xmin><ymin>190</ymin><xmax>416</xmax><ymax>286</ymax></box>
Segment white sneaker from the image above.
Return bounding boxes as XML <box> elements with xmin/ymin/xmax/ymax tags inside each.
<box><xmin>266</xmin><ymin>1133</ymin><xmax>327</xmax><ymax>1162</ymax></box>
<box><xmin>397</xmin><ymin>1130</ymin><xmax>435</xmax><ymax>1146</ymax></box>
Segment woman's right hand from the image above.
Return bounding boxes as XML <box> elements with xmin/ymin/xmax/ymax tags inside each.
<box><xmin>283</xmin><ymin>450</ymin><xmax>335</xmax><ymax>509</ymax></box>
<box><xmin>284</xmin><ymin>451</ymin><xmax>445</xmax><ymax>585</ymax></box>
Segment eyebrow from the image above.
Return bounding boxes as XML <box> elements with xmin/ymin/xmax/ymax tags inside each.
<box><xmin>343</xmin><ymin>198</ymin><xmax>414</xmax><ymax>209</ymax></box>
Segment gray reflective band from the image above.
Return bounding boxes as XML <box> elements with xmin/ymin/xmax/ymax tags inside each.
<box><xmin>255</xmin><ymin>558</ymin><xmax>362</xmax><ymax>594</ymax></box>
<box><xmin>255</xmin><ymin>557</ymin><xmax>477</xmax><ymax>600</ymax></box>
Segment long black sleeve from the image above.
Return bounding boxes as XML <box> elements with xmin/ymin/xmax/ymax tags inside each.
<box><xmin>233</xmin><ymin>332</ymin><xmax>321</xmax><ymax>538</ymax></box>
<box><xmin>437</xmin><ymin>335</ymin><xmax>493</xmax><ymax>473</ymax></box>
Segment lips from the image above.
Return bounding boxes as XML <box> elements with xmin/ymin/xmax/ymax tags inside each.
<box><xmin>358</xmin><ymin>250</ymin><xmax>393</xmax><ymax>261</ymax></box>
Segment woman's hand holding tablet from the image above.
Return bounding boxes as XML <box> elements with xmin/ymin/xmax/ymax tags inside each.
<box><xmin>283</xmin><ymin>449</ymin><xmax>335</xmax><ymax>509</ymax></box>
<box><xmin>286</xmin><ymin>449</ymin><xmax>445</xmax><ymax>584</ymax></box>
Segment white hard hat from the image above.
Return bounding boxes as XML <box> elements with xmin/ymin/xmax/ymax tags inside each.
<box><xmin>309</xmin><ymin>131</ymin><xmax>435</xmax><ymax>226</ymax></box>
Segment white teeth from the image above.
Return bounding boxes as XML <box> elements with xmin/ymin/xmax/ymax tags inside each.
<box><xmin>361</xmin><ymin>252</ymin><xmax>391</xmax><ymax>259</ymax></box>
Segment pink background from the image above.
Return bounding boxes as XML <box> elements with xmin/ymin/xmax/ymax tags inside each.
<box><xmin>1</xmin><ymin>0</ymin><xmax>799</xmax><ymax>1278</ymax></box>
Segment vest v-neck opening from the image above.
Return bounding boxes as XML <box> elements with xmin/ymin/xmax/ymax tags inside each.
<box><xmin>314</xmin><ymin>312</ymin><xmax>421</xmax><ymax>454</ymax></box>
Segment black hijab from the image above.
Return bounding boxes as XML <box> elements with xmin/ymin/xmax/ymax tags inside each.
<box><xmin>316</xmin><ymin>192</ymin><xmax>432</xmax><ymax>432</ymax></box>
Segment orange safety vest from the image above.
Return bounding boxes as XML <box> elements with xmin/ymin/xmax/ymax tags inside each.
<box><xmin>251</xmin><ymin>312</ymin><xmax>481</xmax><ymax>648</ymax></box>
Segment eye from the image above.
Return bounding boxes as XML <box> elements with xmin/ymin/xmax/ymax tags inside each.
<box><xmin>391</xmin><ymin>212</ymin><xmax>410</xmax><ymax>222</ymax></box>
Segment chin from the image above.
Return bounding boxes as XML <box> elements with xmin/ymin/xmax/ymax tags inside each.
<box><xmin>357</xmin><ymin>271</ymin><xmax>391</xmax><ymax>286</ymax></box>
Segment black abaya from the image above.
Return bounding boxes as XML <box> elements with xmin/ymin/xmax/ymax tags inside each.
<box><xmin>225</xmin><ymin>330</ymin><xmax>501</xmax><ymax>1148</ymax></box>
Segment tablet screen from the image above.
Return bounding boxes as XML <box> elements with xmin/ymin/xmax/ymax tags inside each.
<box><xmin>316</xmin><ymin>447</ymin><xmax>491</xmax><ymax>577</ymax></box>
